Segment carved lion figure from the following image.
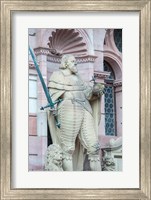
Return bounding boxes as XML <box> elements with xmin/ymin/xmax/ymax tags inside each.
<box><xmin>102</xmin><ymin>151</ymin><xmax>115</xmax><ymax>171</ymax></box>
<box><xmin>44</xmin><ymin>144</ymin><xmax>63</xmax><ymax>171</ymax></box>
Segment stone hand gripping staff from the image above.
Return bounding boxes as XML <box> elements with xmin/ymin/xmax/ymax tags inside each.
<box><xmin>29</xmin><ymin>46</ymin><xmax>62</xmax><ymax>128</ymax></box>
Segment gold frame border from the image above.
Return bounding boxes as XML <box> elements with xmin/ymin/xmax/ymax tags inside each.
<box><xmin>0</xmin><ymin>0</ymin><xmax>150</xmax><ymax>199</ymax></box>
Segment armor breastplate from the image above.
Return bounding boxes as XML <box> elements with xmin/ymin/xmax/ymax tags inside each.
<box><xmin>63</xmin><ymin>91</ymin><xmax>92</xmax><ymax>114</ymax></box>
<box><xmin>48</xmin><ymin>71</ymin><xmax>93</xmax><ymax>114</ymax></box>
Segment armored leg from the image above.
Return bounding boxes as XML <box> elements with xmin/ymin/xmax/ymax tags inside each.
<box><xmin>62</xmin><ymin>152</ymin><xmax>73</xmax><ymax>171</ymax></box>
<box><xmin>88</xmin><ymin>154</ymin><xmax>101</xmax><ymax>171</ymax></box>
<box><xmin>79</xmin><ymin>110</ymin><xmax>101</xmax><ymax>171</ymax></box>
<box><xmin>57</xmin><ymin>100</ymin><xmax>84</xmax><ymax>171</ymax></box>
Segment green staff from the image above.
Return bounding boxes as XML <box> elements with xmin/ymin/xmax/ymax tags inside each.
<box><xmin>29</xmin><ymin>46</ymin><xmax>61</xmax><ymax>128</ymax></box>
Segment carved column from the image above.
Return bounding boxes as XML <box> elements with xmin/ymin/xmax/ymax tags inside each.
<box><xmin>114</xmin><ymin>81</ymin><xmax>122</xmax><ymax>136</ymax></box>
<box><xmin>35</xmin><ymin>53</ymin><xmax>48</xmax><ymax>168</ymax></box>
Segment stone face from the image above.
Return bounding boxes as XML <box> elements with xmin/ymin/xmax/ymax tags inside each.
<box><xmin>28</xmin><ymin>28</ymin><xmax>122</xmax><ymax>171</ymax></box>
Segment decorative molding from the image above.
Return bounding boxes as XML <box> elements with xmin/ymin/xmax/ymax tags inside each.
<box><xmin>94</xmin><ymin>71</ymin><xmax>110</xmax><ymax>79</ymax></box>
<box><xmin>113</xmin><ymin>80</ymin><xmax>122</xmax><ymax>87</ymax></box>
<box><xmin>29</xmin><ymin>61</ymin><xmax>36</xmax><ymax>69</ymax></box>
<box><xmin>34</xmin><ymin>47</ymin><xmax>97</xmax><ymax>64</ymax></box>
<box><xmin>47</xmin><ymin>55</ymin><xmax>98</xmax><ymax>64</ymax></box>
<box><xmin>34</xmin><ymin>47</ymin><xmax>51</xmax><ymax>56</ymax></box>
<box><xmin>94</xmin><ymin>71</ymin><xmax>122</xmax><ymax>87</ymax></box>
<box><xmin>47</xmin><ymin>56</ymin><xmax>61</xmax><ymax>63</ymax></box>
<box><xmin>76</xmin><ymin>55</ymin><xmax>97</xmax><ymax>63</ymax></box>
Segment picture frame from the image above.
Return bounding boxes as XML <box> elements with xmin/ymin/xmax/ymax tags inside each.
<box><xmin>0</xmin><ymin>0</ymin><xmax>150</xmax><ymax>199</ymax></box>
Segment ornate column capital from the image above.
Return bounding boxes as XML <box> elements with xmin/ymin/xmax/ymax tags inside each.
<box><xmin>94</xmin><ymin>71</ymin><xmax>110</xmax><ymax>81</ymax></box>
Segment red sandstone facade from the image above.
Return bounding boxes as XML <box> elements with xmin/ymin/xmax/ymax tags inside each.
<box><xmin>28</xmin><ymin>28</ymin><xmax>122</xmax><ymax>171</ymax></box>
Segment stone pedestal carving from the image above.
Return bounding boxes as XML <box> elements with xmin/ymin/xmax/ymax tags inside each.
<box><xmin>101</xmin><ymin>137</ymin><xmax>122</xmax><ymax>171</ymax></box>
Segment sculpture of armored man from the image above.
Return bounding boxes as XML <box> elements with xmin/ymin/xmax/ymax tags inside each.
<box><xmin>46</xmin><ymin>54</ymin><xmax>104</xmax><ymax>171</ymax></box>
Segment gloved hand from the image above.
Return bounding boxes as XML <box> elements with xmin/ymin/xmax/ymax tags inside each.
<box><xmin>93</xmin><ymin>83</ymin><xmax>105</xmax><ymax>96</ymax></box>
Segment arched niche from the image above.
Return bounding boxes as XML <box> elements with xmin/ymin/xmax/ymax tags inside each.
<box><xmin>40</xmin><ymin>28</ymin><xmax>93</xmax><ymax>57</ymax></box>
<box><xmin>104</xmin><ymin>55</ymin><xmax>122</xmax><ymax>80</ymax></box>
<box><xmin>103</xmin><ymin>29</ymin><xmax>122</xmax><ymax>81</ymax></box>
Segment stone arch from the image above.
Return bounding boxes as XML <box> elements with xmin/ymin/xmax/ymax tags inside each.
<box><xmin>103</xmin><ymin>29</ymin><xmax>122</xmax><ymax>80</ymax></box>
<box><xmin>104</xmin><ymin>53</ymin><xmax>122</xmax><ymax>80</ymax></box>
<box><xmin>104</xmin><ymin>29</ymin><xmax>122</xmax><ymax>55</ymax></box>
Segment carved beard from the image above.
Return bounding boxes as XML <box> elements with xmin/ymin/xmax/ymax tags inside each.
<box><xmin>68</xmin><ymin>65</ymin><xmax>78</xmax><ymax>74</ymax></box>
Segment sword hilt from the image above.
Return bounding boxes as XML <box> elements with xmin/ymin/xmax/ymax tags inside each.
<box><xmin>40</xmin><ymin>98</ymin><xmax>63</xmax><ymax>110</ymax></box>
<box><xmin>40</xmin><ymin>100</ymin><xmax>62</xmax><ymax>129</ymax></box>
<box><xmin>40</xmin><ymin>104</ymin><xmax>52</xmax><ymax>110</ymax></box>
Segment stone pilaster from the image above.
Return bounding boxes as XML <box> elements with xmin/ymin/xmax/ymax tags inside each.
<box><xmin>36</xmin><ymin>53</ymin><xmax>48</xmax><ymax>167</ymax></box>
<box><xmin>36</xmin><ymin>54</ymin><xmax>48</xmax><ymax>137</ymax></box>
<box><xmin>93</xmin><ymin>29</ymin><xmax>106</xmax><ymax>72</ymax></box>
<box><xmin>114</xmin><ymin>80</ymin><xmax>122</xmax><ymax>136</ymax></box>
<box><xmin>94</xmin><ymin>71</ymin><xmax>110</xmax><ymax>136</ymax></box>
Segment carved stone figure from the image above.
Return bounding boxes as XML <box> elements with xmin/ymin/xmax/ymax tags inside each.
<box><xmin>47</xmin><ymin>54</ymin><xmax>104</xmax><ymax>171</ymax></box>
<box><xmin>44</xmin><ymin>144</ymin><xmax>63</xmax><ymax>171</ymax></box>
<box><xmin>102</xmin><ymin>151</ymin><xmax>116</xmax><ymax>171</ymax></box>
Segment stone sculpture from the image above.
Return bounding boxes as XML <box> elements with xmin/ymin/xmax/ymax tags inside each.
<box><xmin>45</xmin><ymin>144</ymin><xmax>63</xmax><ymax>171</ymax></box>
<box><xmin>47</xmin><ymin>54</ymin><xmax>104</xmax><ymax>171</ymax></box>
<box><xmin>102</xmin><ymin>151</ymin><xmax>116</xmax><ymax>171</ymax></box>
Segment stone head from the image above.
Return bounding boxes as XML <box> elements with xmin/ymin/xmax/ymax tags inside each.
<box><xmin>60</xmin><ymin>54</ymin><xmax>78</xmax><ymax>74</ymax></box>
